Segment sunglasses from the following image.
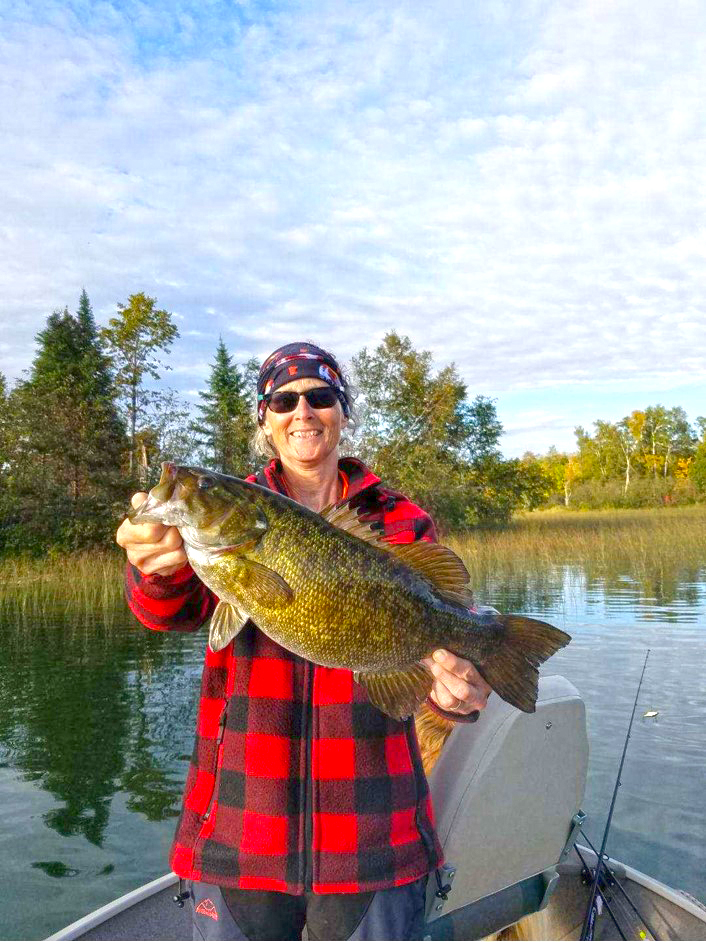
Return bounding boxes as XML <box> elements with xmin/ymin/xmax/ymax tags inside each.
<box><xmin>265</xmin><ymin>387</ymin><xmax>340</xmax><ymax>413</ymax></box>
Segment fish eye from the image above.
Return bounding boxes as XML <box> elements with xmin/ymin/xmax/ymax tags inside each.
<box><xmin>197</xmin><ymin>475</ymin><xmax>216</xmax><ymax>490</ymax></box>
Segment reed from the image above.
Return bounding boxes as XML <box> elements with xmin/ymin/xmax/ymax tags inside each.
<box><xmin>448</xmin><ymin>504</ymin><xmax>706</xmax><ymax>584</ymax></box>
<box><xmin>0</xmin><ymin>551</ymin><xmax>126</xmax><ymax>621</ymax></box>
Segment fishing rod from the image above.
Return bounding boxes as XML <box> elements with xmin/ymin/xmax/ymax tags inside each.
<box><xmin>578</xmin><ymin>827</ymin><xmax>659</xmax><ymax>940</ymax></box>
<box><xmin>580</xmin><ymin>649</ymin><xmax>651</xmax><ymax>941</ymax></box>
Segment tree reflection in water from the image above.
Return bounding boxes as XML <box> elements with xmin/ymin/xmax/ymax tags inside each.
<box><xmin>0</xmin><ymin>606</ymin><xmax>201</xmax><ymax>847</ymax></box>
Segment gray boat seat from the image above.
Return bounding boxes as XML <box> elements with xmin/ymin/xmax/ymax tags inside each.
<box><xmin>425</xmin><ymin>674</ymin><xmax>588</xmax><ymax>936</ymax></box>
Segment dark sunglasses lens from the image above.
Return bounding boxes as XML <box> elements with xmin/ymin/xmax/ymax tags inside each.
<box><xmin>268</xmin><ymin>392</ymin><xmax>300</xmax><ymax>413</ymax></box>
<box><xmin>267</xmin><ymin>388</ymin><xmax>339</xmax><ymax>413</ymax></box>
<box><xmin>306</xmin><ymin>388</ymin><xmax>338</xmax><ymax>409</ymax></box>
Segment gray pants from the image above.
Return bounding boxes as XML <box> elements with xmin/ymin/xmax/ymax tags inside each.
<box><xmin>188</xmin><ymin>877</ymin><xmax>428</xmax><ymax>941</ymax></box>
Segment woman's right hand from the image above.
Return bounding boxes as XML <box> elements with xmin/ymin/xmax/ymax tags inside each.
<box><xmin>116</xmin><ymin>492</ymin><xmax>188</xmax><ymax>576</ymax></box>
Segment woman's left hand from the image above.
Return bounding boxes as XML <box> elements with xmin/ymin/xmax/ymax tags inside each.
<box><xmin>422</xmin><ymin>650</ymin><xmax>492</xmax><ymax>715</ymax></box>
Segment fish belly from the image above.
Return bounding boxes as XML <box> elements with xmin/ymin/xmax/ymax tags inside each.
<box><xmin>249</xmin><ymin>567</ymin><xmax>442</xmax><ymax>670</ymax></box>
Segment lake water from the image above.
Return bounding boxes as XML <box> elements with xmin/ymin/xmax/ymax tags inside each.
<box><xmin>1</xmin><ymin>560</ymin><xmax>704</xmax><ymax>940</ymax></box>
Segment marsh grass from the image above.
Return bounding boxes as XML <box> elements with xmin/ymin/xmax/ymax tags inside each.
<box><xmin>447</xmin><ymin>505</ymin><xmax>706</xmax><ymax>593</ymax></box>
<box><xmin>0</xmin><ymin>551</ymin><xmax>126</xmax><ymax>622</ymax></box>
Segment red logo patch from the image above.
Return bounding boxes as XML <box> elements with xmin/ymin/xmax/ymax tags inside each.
<box><xmin>287</xmin><ymin>365</ymin><xmax>298</xmax><ymax>375</ymax></box>
<box><xmin>196</xmin><ymin>898</ymin><xmax>219</xmax><ymax>921</ymax></box>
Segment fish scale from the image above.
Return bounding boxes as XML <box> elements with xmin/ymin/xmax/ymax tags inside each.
<box><xmin>219</xmin><ymin>515</ymin><xmax>438</xmax><ymax>669</ymax></box>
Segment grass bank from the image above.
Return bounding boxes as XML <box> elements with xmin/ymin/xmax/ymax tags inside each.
<box><xmin>448</xmin><ymin>504</ymin><xmax>706</xmax><ymax>583</ymax></box>
<box><xmin>0</xmin><ymin>551</ymin><xmax>125</xmax><ymax>619</ymax></box>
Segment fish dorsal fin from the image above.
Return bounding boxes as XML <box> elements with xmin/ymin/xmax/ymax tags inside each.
<box><xmin>322</xmin><ymin>500</ymin><xmax>473</xmax><ymax>608</ymax></box>
<box><xmin>392</xmin><ymin>542</ymin><xmax>474</xmax><ymax>609</ymax></box>
<box><xmin>321</xmin><ymin>501</ymin><xmax>387</xmax><ymax>546</ymax></box>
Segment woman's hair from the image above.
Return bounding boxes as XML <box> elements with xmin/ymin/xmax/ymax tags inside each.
<box><xmin>250</xmin><ymin>356</ymin><xmax>359</xmax><ymax>461</ymax></box>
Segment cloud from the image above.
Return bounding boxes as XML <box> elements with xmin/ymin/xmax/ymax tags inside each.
<box><xmin>1</xmin><ymin>0</ymin><xmax>705</xmax><ymax>456</ymax></box>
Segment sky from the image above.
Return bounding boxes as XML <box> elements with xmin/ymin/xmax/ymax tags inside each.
<box><xmin>1</xmin><ymin>0</ymin><xmax>705</xmax><ymax>457</ymax></box>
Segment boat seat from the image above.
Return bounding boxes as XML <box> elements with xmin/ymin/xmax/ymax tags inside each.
<box><xmin>425</xmin><ymin>674</ymin><xmax>588</xmax><ymax>935</ymax></box>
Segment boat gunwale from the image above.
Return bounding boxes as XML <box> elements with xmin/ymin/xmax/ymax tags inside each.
<box><xmin>572</xmin><ymin>844</ymin><xmax>706</xmax><ymax>923</ymax></box>
<box><xmin>46</xmin><ymin>850</ymin><xmax>706</xmax><ymax>941</ymax></box>
<box><xmin>46</xmin><ymin>873</ymin><xmax>179</xmax><ymax>941</ymax></box>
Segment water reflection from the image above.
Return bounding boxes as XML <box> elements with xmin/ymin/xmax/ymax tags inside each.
<box><xmin>471</xmin><ymin>559</ymin><xmax>706</xmax><ymax>625</ymax></box>
<box><xmin>0</xmin><ymin>609</ymin><xmax>200</xmax><ymax>848</ymax></box>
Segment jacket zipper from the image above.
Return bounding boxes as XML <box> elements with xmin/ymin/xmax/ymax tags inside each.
<box><xmin>303</xmin><ymin>662</ymin><xmax>314</xmax><ymax>890</ymax></box>
<box><xmin>202</xmin><ymin>703</ymin><xmax>228</xmax><ymax>822</ymax></box>
<box><xmin>407</xmin><ymin>720</ymin><xmax>437</xmax><ymax>870</ymax></box>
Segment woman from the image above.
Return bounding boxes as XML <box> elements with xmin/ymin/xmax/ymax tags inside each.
<box><xmin>116</xmin><ymin>342</ymin><xmax>491</xmax><ymax>941</ymax></box>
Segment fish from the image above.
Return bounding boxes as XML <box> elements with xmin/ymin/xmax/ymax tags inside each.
<box><xmin>129</xmin><ymin>462</ymin><xmax>571</xmax><ymax>720</ymax></box>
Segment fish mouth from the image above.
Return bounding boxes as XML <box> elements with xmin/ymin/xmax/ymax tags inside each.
<box><xmin>128</xmin><ymin>490</ymin><xmax>171</xmax><ymax>525</ymax></box>
<box><xmin>127</xmin><ymin>462</ymin><xmax>247</xmax><ymax>536</ymax></box>
<box><xmin>128</xmin><ymin>462</ymin><xmax>187</xmax><ymax>526</ymax></box>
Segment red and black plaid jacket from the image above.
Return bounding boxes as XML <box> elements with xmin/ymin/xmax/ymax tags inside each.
<box><xmin>126</xmin><ymin>457</ymin><xmax>446</xmax><ymax>894</ymax></box>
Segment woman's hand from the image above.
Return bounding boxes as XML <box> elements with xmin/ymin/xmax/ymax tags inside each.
<box><xmin>422</xmin><ymin>650</ymin><xmax>492</xmax><ymax>715</ymax></box>
<box><xmin>116</xmin><ymin>492</ymin><xmax>188</xmax><ymax>576</ymax></box>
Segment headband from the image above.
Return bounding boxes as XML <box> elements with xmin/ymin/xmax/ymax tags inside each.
<box><xmin>257</xmin><ymin>342</ymin><xmax>349</xmax><ymax>425</ymax></box>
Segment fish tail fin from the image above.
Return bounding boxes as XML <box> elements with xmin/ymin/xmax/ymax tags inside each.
<box><xmin>457</xmin><ymin>615</ymin><xmax>571</xmax><ymax>713</ymax></box>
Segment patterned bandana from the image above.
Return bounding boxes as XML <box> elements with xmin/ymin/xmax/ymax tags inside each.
<box><xmin>257</xmin><ymin>342</ymin><xmax>349</xmax><ymax>425</ymax></box>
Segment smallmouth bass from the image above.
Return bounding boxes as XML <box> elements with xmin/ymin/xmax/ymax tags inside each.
<box><xmin>129</xmin><ymin>463</ymin><xmax>570</xmax><ymax>720</ymax></box>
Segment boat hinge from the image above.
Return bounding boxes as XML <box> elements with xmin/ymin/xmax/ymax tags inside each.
<box><xmin>173</xmin><ymin>878</ymin><xmax>190</xmax><ymax>908</ymax></box>
<box><xmin>425</xmin><ymin>863</ymin><xmax>457</xmax><ymax>922</ymax></box>
<box><xmin>560</xmin><ymin>809</ymin><xmax>587</xmax><ymax>861</ymax></box>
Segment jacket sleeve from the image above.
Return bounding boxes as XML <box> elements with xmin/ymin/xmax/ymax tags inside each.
<box><xmin>125</xmin><ymin>561</ymin><xmax>217</xmax><ymax>633</ymax></box>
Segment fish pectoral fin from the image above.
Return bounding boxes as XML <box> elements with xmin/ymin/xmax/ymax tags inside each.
<box><xmin>239</xmin><ymin>560</ymin><xmax>294</xmax><ymax>609</ymax></box>
<box><xmin>354</xmin><ymin>663</ymin><xmax>434</xmax><ymax>721</ymax></box>
<box><xmin>208</xmin><ymin>601</ymin><xmax>249</xmax><ymax>652</ymax></box>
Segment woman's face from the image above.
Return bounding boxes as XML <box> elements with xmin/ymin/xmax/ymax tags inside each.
<box><xmin>262</xmin><ymin>377</ymin><xmax>347</xmax><ymax>468</ymax></box>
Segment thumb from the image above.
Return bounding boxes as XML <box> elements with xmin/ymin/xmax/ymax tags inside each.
<box><xmin>131</xmin><ymin>492</ymin><xmax>148</xmax><ymax>509</ymax></box>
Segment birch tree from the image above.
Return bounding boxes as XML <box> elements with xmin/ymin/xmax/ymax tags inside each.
<box><xmin>100</xmin><ymin>293</ymin><xmax>179</xmax><ymax>480</ymax></box>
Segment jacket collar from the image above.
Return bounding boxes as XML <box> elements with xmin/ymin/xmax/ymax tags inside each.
<box><xmin>256</xmin><ymin>456</ymin><xmax>380</xmax><ymax>500</ymax></box>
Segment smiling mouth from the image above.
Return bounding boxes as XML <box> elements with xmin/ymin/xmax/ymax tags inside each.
<box><xmin>289</xmin><ymin>429</ymin><xmax>322</xmax><ymax>439</ymax></box>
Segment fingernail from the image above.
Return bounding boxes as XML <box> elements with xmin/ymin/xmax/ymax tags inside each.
<box><xmin>433</xmin><ymin>650</ymin><xmax>447</xmax><ymax>662</ymax></box>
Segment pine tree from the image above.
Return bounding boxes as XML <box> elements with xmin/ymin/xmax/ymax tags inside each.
<box><xmin>77</xmin><ymin>287</ymin><xmax>95</xmax><ymax>335</ymax></box>
<box><xmin>193</xmin><ymin>338</ymin><xmax>255</xmax><ymax>474</ymax></box>
<box><xmin>2</xmin><ymin>295</ymin><xmax>127</xmax><ymax>553</ymax></box>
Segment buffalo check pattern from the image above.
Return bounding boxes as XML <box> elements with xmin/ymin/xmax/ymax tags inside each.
<box><xmin>125</xmin><ymin>457</ymin><xmax>444</xmax><ymax>894</ymax></box>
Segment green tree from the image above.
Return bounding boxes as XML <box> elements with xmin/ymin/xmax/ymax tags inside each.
<box><xmin>689</xmin><ymin>417</ymin><xmax>706</xmax><ymax>495</ymax></box>
<box><xmin>353</xmin><ymin>332</ymin><xmax>523</xmax><ymax>528</ymax></box>
<box><xmin>135</xmin><ymin>389</ymin><xmax>199</xmax><ymax>481</ymax></box>
<box><xmin>0</xmin><ymin>373</ymin><xmax>10</xmax><ymax>513</ymax></box>
<box><xmin>534</xmin><ymin>447</ymin><xmax>575</xmax><ymax>506</ymax></box>
<box><xmin>0</xmin><ymin>372</ymin><xmax>8</xmax><ymax>465</ymax></box>
<box><xmin>2</xmin><ymin>297</ymin><xmax>127</xmax><ymax>553</ymax></box>
<box><xmin>100</xmin><ymin>293</ymin><xmax>179</xmax><ymax>480</ymax></box>
<box><xmin>659</xmin><ymin>406</ymin><xmax>695</xmax><ymax>478</ymax></box>
<box><xmin>192</xmin><ymin>338</ymin><xmax>255</xmax><ymax>474</ymax></box>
